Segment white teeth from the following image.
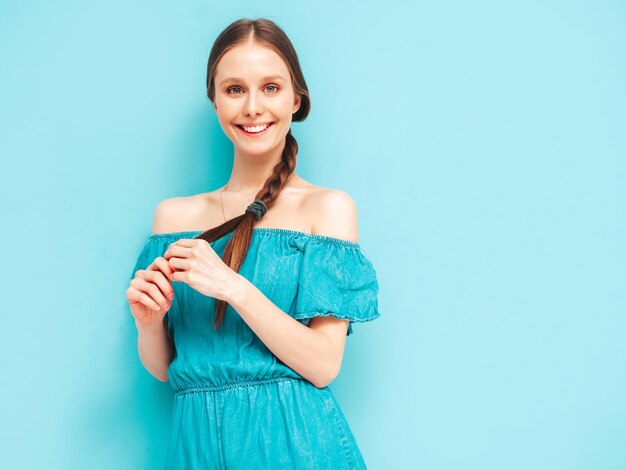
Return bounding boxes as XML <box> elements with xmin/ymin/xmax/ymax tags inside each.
<box><xmin>242</xmin><ymin>123</ymin><xmax>270</xmax><ymax>133</ymax></box>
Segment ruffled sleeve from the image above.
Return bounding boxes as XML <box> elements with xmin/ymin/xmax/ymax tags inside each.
<box><xmin>129</xmin><ymin>235</ymin><xmax>174</xmax><ymax>338</ymax></box>
<box><xmin>293</xmin><ymin>236</ymin><xmax>381</xmax><ymax>336</ymax></box>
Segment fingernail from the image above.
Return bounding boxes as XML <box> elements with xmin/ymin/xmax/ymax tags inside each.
<box><xmin>153</xmin><ymin>305</ymin><xmax>160</xmax><ymax>311</ymax></box>
<box><xmin>169</xmin><ymin>293</ymin><xmax>174</xmax><ymax>299</ymax></box>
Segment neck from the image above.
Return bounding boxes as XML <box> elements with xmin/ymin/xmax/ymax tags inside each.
<box><xmin>227</xmin><ymin>139</ymin><xmax>288</xmax><ymax>192</ymax></box>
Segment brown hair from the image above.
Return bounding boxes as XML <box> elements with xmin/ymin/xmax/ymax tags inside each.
<box><xmin>196</xmin><ymin>18</ymin><xmax>311</xmax><ymax>331</ymax></box>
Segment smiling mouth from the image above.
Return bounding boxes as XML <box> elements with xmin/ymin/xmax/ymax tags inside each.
<box><xmin>236</xmin><ymin>123</ymin><xmax>274</xmax><ymax>135</ymax></box>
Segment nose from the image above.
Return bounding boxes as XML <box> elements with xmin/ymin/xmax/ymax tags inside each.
<box><xmin>243</xmin><ymin>89</ymin><xmax>262</xmax><ymax>117</ymax></box>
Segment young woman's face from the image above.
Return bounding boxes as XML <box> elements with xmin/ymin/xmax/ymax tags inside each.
<box><xmin>212</xmin><ymin>41</ymin><xmax>301</xmax><ymax>157</ymax></box>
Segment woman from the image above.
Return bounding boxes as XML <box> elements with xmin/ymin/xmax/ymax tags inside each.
<box><xmin>126</xmin><ymin>17</ymin><xmax>381</xmax><ymax>469</ymax></box>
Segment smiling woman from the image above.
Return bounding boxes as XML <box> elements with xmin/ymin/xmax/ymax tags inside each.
<box><xmin>126</xmin><ymin>17</ymin><xmax>381</xmax><ymax>470</ymax></box>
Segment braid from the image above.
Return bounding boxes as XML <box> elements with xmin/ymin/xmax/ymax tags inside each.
<box><xmin>196</xmin><ymin>129</ymin><xmax>299</xmax><ymax>331</ymax></box>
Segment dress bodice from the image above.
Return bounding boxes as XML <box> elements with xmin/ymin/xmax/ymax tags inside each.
<box><xmin>130</xmin><ymin>228</ymin><xmax>381</xmax><ymax>392</ymax></box>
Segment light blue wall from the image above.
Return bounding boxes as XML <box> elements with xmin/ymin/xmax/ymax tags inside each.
<box><xmin>2</xmin><ymin>1</ymin><xmax>625</xmax><ymax>469</ymax></box>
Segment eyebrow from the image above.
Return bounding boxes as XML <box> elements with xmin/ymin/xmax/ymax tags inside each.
<box><xmin>218</xmin><ymin>74</ymin><xmax>287</xmax><ymax>85</ymax></box>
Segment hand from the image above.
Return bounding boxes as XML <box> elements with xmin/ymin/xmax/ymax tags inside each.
<box><xmin>163</xmin><ymin>238</ymin><xmax>241</xmax><ymax>302</ymax></box>
<box><xmin>126</xmin><ymin>256</ymin><xmax>176</xmax><ymax>327</ymax></box>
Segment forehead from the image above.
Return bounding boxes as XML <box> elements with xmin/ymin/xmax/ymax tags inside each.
<box><xmin>215</xmin><ymin>42</ymin><xmax>290</xmax><ymax>82</ymax></box>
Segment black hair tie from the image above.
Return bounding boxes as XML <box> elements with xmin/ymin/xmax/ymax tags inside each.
<box><xmin>245</xmin><ymin>199</ymin><xmax>268</xmax><ymax>221</ymax></box>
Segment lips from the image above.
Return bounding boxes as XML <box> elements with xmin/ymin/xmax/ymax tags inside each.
<box><xmin>236</xmin><ymin>122</ymin><xmax>274</xmax><ymax>135</ymax></box>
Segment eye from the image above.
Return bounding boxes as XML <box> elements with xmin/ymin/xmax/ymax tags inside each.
<box><xmin>227</xmin><ymin>86</ymin><xmax>243</xmax><ymax>94</ymax></box>
<box><xmin>266</xmin><ymin>84</ymin><xmax>279</xmax><ymax>93</ymax></box>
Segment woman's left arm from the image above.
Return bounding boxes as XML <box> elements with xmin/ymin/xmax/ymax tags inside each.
<box><xmin>230</xmin><ymin>190</ymin><xmax>358</xmax><ymax>388</ymax></box>
<box><xmin>165</xmin><ymin>190</ymin><xmax>358</xmax><ymax>388</ymax></box>
<box><xmin>228</xmin><ymin>277</ymin><xmax>348</xmax><ymax>388</ymax></box>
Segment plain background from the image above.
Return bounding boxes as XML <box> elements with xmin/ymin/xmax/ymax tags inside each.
<box><xmin>1</xmin><ymin>1</ymin><xmax>625</xmax><ymax>469</ymax></box>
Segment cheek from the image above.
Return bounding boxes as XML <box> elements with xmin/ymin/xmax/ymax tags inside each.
<box><xmin>214</xmin><ymin>96</ymin><xmax>235</xmax><ymax>115</ymax></box>
<box><xmin>272</xmin><ymin>97</ymin><xmax>297</xmax><ymax>119</ymax></box>
<box><xmin>215</xmin><ymin>106</ymin><xmax>238</xmax><ymax>128</ymax></box>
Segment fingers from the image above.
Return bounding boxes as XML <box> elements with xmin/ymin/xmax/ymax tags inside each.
<box><xmin>129</xmin><ymin>276</ymin><xmax>171</xmax><ymax>310</ymax></box>
<box><xmin>150</xmin><ymin>256</ymin><xmax>176</xmax><ymax>283</ymax></box>
<box><xmin>163</xmin><ymin>245</ymin><xmax>190</xmax><ymax>272</ymax></box>
<box><xmin>164</xmin><ymin>243</ymin><xmax>187</xmax><ymax>261</ymax></box>
<box><xmin>131</xmin><ymin>263</ymin><xmax>174</xmax><ymax>308</ymax></box>
<box><xmin>165</xmin><ymin>240</ymin><xmax>212</xmax><ymax>263</ymax></box>
<box><xmin>166</xmin><ymin>255</ymin><xmax>189</xmax><ymax>273</ymax></box>
<box><xmin>148</xmin><ymin>259</ymin><xmax>175</xmax><ymax>298</ymax></box>
<box><xmin>126</xmin><ymin>286</ymin><xmax>163</xmax><ymax>311</ymax></box>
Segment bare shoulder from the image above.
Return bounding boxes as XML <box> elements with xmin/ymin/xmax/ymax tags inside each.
<box><xmin>150</xmin><ymin>192</ymin><xmax>219</xmax><ymax>234</ymax></box>
<box><xmin>148</xmin><ymin>176</ymin><xmax>359</xmax><ymax>242</ymax></box>
<box><xmin>303</xmin><ymin>185</ymin><xmax>359</xmax><ymax>243</ymax></box>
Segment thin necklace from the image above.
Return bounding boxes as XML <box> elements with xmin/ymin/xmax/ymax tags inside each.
<box><xmin>219</xmin><ymin>183</ymin><xmax>262</xmax><ymax>223</ymax></box>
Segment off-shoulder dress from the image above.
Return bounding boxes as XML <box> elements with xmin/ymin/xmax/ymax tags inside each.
<box><xmin>130</xmin><ymin>227</ymin><xmax>381</xmax><ymax>469</ymax></box>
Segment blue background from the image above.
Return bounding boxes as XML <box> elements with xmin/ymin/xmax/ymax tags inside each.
<box><xmin>1</xmin><ymin>1</ymin><xmax>625</xmax><ymax>469</ymax></box>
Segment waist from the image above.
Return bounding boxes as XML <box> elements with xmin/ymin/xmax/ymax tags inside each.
<box><xmin>173</xmin><ymin>376</ymin><xmax>307</xmax><ymax>397</ymax></box>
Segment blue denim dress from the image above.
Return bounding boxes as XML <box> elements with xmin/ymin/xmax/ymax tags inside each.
<box><xmin>130</xmin><ymin>228</ymin><xmax>381</xmax><ymax>469</ymax></box>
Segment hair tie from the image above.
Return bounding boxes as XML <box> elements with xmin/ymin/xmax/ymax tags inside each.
<box><xmin>245</xmin><ymin>199</ymin><xmax>268</xmax><ymax>221</ymax></box>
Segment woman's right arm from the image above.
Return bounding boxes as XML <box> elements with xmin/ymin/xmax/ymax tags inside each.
<box><xmin>127</xmin><ymin>199</ymin><xmax>177</xmax><ymax>382</ymax></box>
<box><xmin>136</xmin><ymin>317</ymin><xmax>173</xmax><ymax>382</ymax></box>
<box><xmin>127</xmin><ymin>260</ymin><xmax>175</xmax><ymax>382</ymax></box>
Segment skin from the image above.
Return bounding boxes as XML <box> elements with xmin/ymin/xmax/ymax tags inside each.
<box><xmin>127</xmin><ymin>38</ymin><xmax>361</xmax><ymax>388</ymax></box>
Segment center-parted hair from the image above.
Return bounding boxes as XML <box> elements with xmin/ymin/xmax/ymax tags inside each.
<box><xmin>196</xmin><ymin>18</ymin><xmax>311</xmax><ymax>331</ymax></box>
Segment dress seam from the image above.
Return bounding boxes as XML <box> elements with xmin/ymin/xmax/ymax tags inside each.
<box><xmin>173</xmin><ymin>376</ymin><xmax>305</xmax><ymax>396</ymax></box>
<box><xmin>213</xmin><ymin>392</ymin><xmax>226</xmax><ymax>469</ymax></box>
<box><xmin>147</xmin><ymin>227</ymin><xmax>362</xmax><ymax>247</ymax></box>
<box><xmin>322</xmin><ymin>392</ymin><xmax>356</xmax><ymax>469</ymax></box>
